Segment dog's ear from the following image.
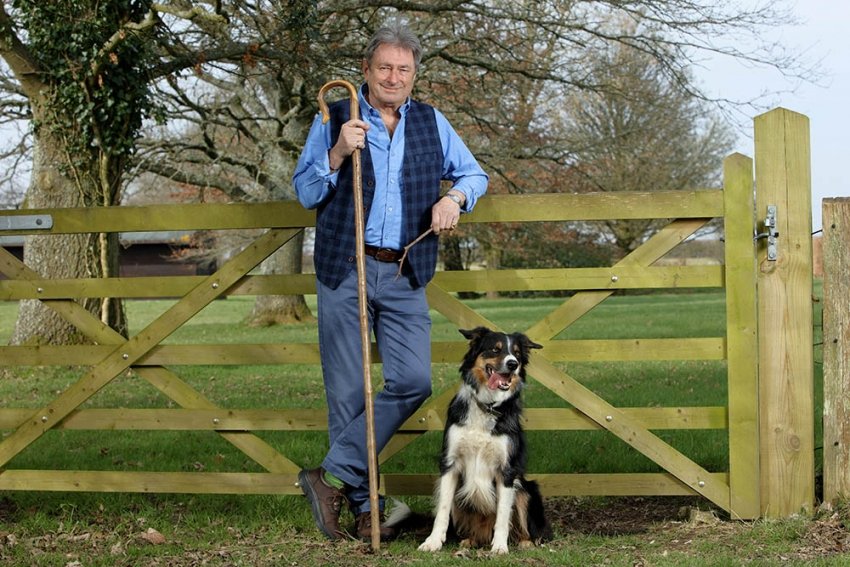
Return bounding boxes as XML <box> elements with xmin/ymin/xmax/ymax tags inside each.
<box><xmin>514</xmin><ymin>333</ymin><xmax>543</xmax><ymax>368</ymax></box>
<box><xmin>458</xmin><ymin>327</ymin><xmax>491</xmax><ymax>374</ymax></box>
<box><xmin>513</xmin><ymin>333</ymin><xmax>543</xmax><ymax>353</ymax></box>
<box><xmin>522</xmin><ymin>335</ymin><xmax>543</xmax><ymax>350</ymax></box>
<box><xmin>459</xmin><ymin>327</ymin><xmax>491</xmax><ymax>342</ymax></box>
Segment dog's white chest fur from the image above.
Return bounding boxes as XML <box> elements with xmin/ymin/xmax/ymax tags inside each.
<box><xmin>444</xmin><ymin>391</ymin><xmax>511</xmax><ymax>512</ymax></box>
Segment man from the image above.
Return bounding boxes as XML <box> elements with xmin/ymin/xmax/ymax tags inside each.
<box><xmin>292</xmin><ymin>23</ymin><xmax>488</xmax><ymax>541</ymax></box>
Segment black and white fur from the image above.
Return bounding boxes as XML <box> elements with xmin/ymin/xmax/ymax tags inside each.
<box><xmin>419</xmin><ymin>327</ymin><xmax>550</xmax><ymax>554</ymax></box>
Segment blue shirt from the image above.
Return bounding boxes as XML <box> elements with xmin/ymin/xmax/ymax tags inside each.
<box><xmin>292</xmin><ymin>85</ymin><xmax>489</xmax><ymax>250</ymax></box>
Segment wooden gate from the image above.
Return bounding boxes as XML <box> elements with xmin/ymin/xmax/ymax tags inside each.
<box><xmin>0</xmin><ymin>108</ymin><xmax>814</xmax><ymax>519</ymax></box>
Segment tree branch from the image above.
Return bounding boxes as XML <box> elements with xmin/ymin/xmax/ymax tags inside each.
<box><xmin>132</xmin><ymin>157</ymin><xmax>251</xmax><ymax>201</ymax></box>
<box><xmin>90</xmin><ymin>8</ymin><xmax>161</xmax><ymax>78</ymax></box>
<box><xmin>0</xmin><ymin>4</ymin><xmax>45</xmax><ymax>99</ymax></box>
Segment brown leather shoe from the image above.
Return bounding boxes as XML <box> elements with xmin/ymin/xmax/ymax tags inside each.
<box><xmin>298</xmin><ymin>468</ymin><xmax>347</xmax><ymax>540</ymax></box>
<box><xmin>355</xmin><ymin>510</ymin><xmax>397</xmax><ymax>542</ymax></box>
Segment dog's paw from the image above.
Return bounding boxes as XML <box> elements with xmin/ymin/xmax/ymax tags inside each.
<box><xmin>490</xmin><ymin>541</ymin><xmax>509</xmax><ymax>555</ymax></box>
<box><xmin>418</xmin><ymin>535</ymin><xmax>444</xmax><ymax>552</ymax></box>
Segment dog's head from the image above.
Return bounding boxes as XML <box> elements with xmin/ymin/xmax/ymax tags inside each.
<box><xmin>458</xmin><ymin>327</ymin><xmax>542</xmax><ymax>403</ymax></box>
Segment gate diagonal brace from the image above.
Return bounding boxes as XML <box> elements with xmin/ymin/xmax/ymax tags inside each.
<box><xmin>425</xmin><ymin>284</ymin><xmax>729</xmax><ymax>508</ymax></box>
<box><xmin>526</xmin><ymin>218</ymin><xmax>712</xmax><ymax>340</ymax></box>
<box><xmin>0</xmin><ymin>229</ymin><xmax>297</xmax><ymax>470</ymax></box>
<box><xmin>423</xmin><ymin>217</ymin><xmax>731</xmax><ymax>511</ymax></box>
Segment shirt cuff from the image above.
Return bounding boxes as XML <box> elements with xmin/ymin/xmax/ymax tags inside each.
<box><xmin>449</xmin><ymin>189</ymin><xmax>471</xmax><ymax>213</ymax></box>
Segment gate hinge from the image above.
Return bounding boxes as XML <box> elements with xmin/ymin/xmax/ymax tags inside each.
<box><xmin>754</xmin><ymin>204</ymin><xmax>778</xmax><ymax>261</ymax></box>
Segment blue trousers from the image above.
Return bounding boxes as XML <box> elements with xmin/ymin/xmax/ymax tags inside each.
<box><xmin>317</xmin><ymin>256</ymin><xmax>432</xmax><ymax>515</ymax></box>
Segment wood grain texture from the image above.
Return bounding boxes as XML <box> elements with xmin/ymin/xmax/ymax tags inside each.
<box><xmin>822</xmin><ymin>198</ymin><xmax>850</xmax><ymax>502</ymax></box>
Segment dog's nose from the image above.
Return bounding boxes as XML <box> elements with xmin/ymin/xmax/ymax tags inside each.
<box><xmin>506</xmin><ymin>359</ymin><xmax>518</xmax><ymax>372</ymax></box>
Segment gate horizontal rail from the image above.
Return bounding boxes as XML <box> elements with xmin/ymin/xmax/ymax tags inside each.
<box><xmin>0</xmin><ymin>265</ymin><xmax>723</xmax><ymax>299</ymax></box>
<box><xmin>0</xmin><ymin>406</ymin><xmax>727</xmax><ymax>432</ymax></box>
<box><xmin>0</xmin><ymin>338</ymin><xmax>726</xmax><ymax>366</ymax></box>
<box><xmin>0</xmin><ymin>190</ymin><xmax>722</xmax><ymax>235</ymax></box>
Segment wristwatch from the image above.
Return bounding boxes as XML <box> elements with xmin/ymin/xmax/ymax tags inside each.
<box><xmin>444</xmin><ymin>192</ymin><xmax>463</xmax><ymax>206</ymax></box>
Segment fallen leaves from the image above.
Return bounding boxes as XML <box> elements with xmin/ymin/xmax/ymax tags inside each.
<box><xmin>139</xmin><ymin>527</ymin><xmax>166</xmax><ymax>545</ymax></box>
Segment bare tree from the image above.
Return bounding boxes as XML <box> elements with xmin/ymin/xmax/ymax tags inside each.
<box><xmin>557</xmin><ymin>18</ymin><xmax>736</xmax><ymax>255</ymax></box>
<box><xmin>0</xmin><ymin>1</ymin><xmax>166</xmax><ymax>344</ymax></box>
<box><xmin>0</xmin><ymin>1</ymin><xmax>815</xmax><ymax>334</ymax></box>
<box><xmin>132</xmin><ymin>3</ymin><xmax>331</xmax><ymax>324</ymax></box>
<box><xmin>0</xmin><ymin>1</ymin><xmax>273</xmax><ymax>343</ymax></box>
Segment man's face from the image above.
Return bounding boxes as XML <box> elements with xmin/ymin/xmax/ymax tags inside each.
<box><xmin>362</xmin><ymin>43</ymin><xmax>416</xmax><ymax>110</ymax></box>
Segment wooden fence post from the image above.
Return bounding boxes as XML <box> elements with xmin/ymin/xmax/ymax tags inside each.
<box><xmin>723</xmin><ymin>153</ymin><xmax>760</xmax><ymax>519</ymax></box>
<box><xmin>822</xmin><ymin>197</ymin><xmax>850</xmax><ymax>503</ymax></box>
<box><xmin>753</xmin><ymin>108</ymin><xmax>815</xmax><ymax>517</ymax></box>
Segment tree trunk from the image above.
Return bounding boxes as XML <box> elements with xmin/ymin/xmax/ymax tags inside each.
<box><xmin>441</xmin><ymin>234</ymin><xmax>480</xmax><ymax>300</ymax></box>
<box><xmin>10</xmin><ymin>128</ymin><xmax>127</xmax><ymax>345</ymax></box>
<box><xmin>441</xmin><ymin>235</ymin><xmax>464</xmax><ymax>271</ymax></box>
<box><xmin>246</xmin><ymin>230</ymin><xmax>313</xmax><ymax>326</ymax></box>
<box><xmin>485</xmin><ymin>247</ymin><xmax>501</xmax><ymax>300</ymax></box>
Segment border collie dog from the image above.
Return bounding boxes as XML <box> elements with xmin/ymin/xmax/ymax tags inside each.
<box><xmin>419</xmin><ymin>327</ymin><xmax>551</xmax><ymax>554</ymax></box>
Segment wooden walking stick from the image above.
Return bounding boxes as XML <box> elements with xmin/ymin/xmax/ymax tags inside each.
<box><xmin>317</xmin><ymin>80</ymin><xmax>381</xmax><ymax>550</ymax></box>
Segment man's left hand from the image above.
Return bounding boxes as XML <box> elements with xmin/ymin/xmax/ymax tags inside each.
<box><xmin>431</xmin><ymin>194</ymin><xmax>462</xmax><ymax>234</ymax></box>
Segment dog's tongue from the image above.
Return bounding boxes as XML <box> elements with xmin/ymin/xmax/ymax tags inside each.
<box><xmin>487</xmin><ymin>371</ymin><xmax>508</xmax><ymax>391</ymax></box>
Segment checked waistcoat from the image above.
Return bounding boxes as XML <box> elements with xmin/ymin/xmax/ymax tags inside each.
<box><xmin>313</xmin><ymin>96</ymin><xmax>443</xmax><ymax>289</ymax></box>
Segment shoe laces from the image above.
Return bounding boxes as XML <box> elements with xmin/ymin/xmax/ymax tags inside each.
<box><xmin>326</xmin><ymin>490</ymin><xmax>344</xmax><ymax>513</ymax></box>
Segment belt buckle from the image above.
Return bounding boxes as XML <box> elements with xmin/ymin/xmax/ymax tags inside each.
<box><xmin>375</xmin><ymin>248</ymin><xmax>397</xmax><ymax>262</ymax></box>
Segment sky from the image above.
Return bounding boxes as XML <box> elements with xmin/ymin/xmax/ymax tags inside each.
<box><xmin>696</xmin><ymin>1</ymin><xmax>849</xmax><ymax>233</ymax></box>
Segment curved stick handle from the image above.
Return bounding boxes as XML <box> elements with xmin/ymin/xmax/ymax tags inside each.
<box><xmin>318</xmin><ymin>79</ymin><xmax>359</xmax><ymax>124</ymax></box>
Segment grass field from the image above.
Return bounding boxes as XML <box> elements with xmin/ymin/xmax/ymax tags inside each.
<box><xmin>0</xmin><ymin>287</ymin><xmax>841</xmax><ymax>566</ymax></box>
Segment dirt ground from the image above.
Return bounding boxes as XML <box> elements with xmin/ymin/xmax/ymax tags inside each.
<box><xmin>547</xmin><ymin>495</ymin><xmax>850</xmax><ymax>562</ymax></box>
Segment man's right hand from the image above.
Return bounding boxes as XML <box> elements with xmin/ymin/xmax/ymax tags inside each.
<box><xmin>329</xmin><ymin>119</ymin><xmax>370</xmax><ymax>170</ymax></box>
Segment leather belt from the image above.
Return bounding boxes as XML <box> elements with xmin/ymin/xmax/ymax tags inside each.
<box><xmin>363</xmin><ymin>245</ymin><xmax>403</xmax><ymax>263</ymax></box>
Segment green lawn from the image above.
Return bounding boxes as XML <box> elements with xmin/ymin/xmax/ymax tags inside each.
<box><xmin>0</xmin><ymin>287</ymin><xmax>833</xmax><ymax>566</ymax></box>
<box><xmin>0</xmin><ymin>293</ymin><xmax>734</xmax><ymax>474</ymax></box>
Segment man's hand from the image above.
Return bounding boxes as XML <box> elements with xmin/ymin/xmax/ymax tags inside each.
<box><xmin>431</xmin><ymin>193</ymin><xmax>463</xmax><ymax>234</ymax></box>
<box><xmin>329</xmin><ymin>119</ymin><xmax>370</xmax><ymax>170</ymax></box>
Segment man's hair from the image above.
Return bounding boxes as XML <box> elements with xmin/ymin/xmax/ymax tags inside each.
<box><xmin>364</xmin><ymin>23</ymin><xmax>422</xmax><ymax>70</ymax></box>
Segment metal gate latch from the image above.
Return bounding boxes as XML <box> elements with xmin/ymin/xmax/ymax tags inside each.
<box><xmin>754</xmin><ymin>204</ymin><xmax>778</xmax><ymax>261</ymax></box>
